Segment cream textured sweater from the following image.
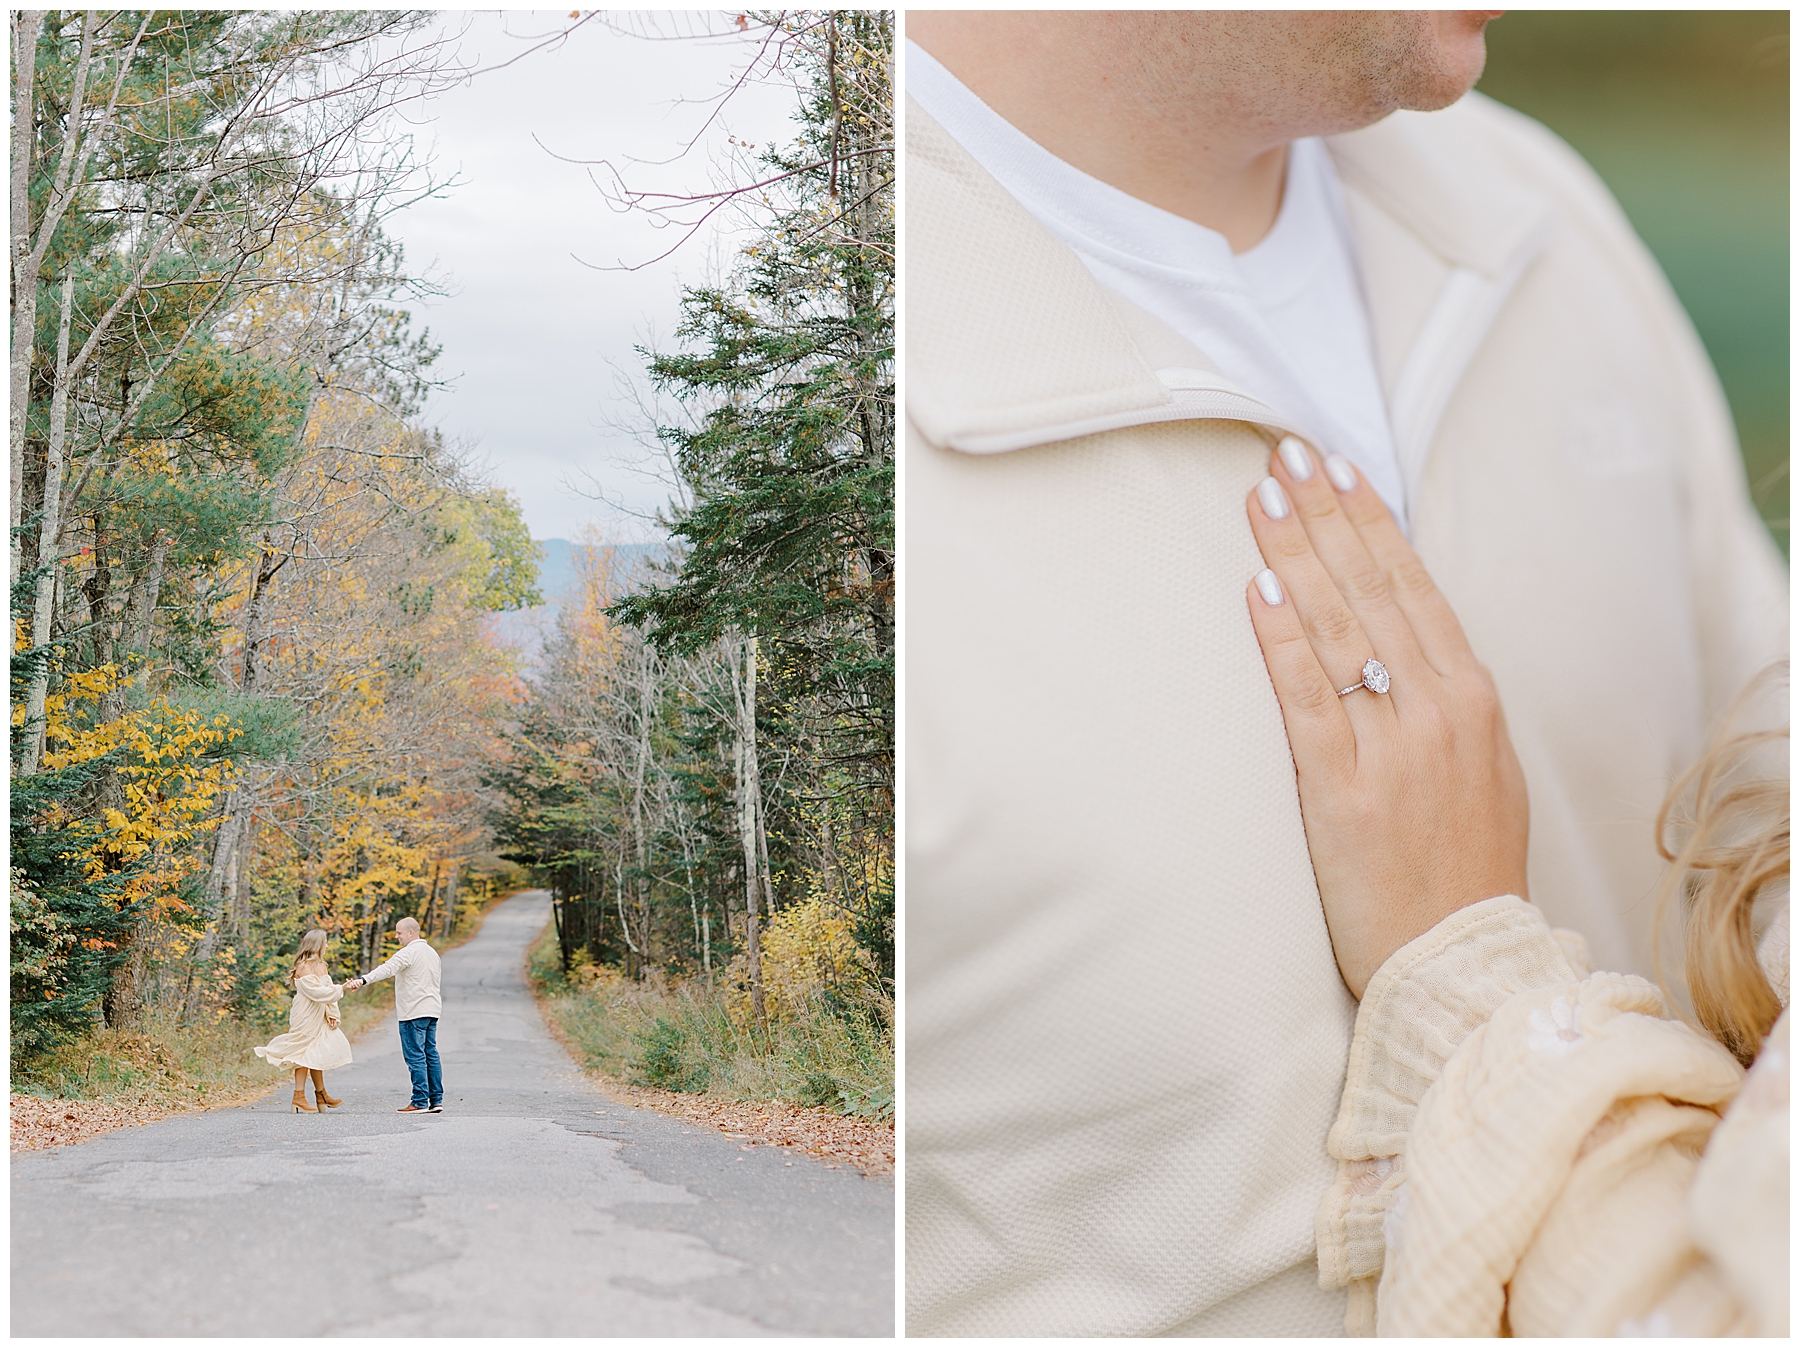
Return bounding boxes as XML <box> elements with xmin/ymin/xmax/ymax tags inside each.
<box><xmin>906</xmin><ymin>83</ymin><xmax>1786</xmax><ymax>1335</ymax></box>
<box><xmin>362</xmin><ymin>939</ymin><xmax>442</xmax><ymax>1021</ymax></box>
<box><xmin>1318</xmin><ymin>896</ymin><xmax>1788</xmax><ymax>1336</ymax></box>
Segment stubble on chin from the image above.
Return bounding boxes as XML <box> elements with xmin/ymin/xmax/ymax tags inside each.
<box><xmin>1342</xmin><ymin>12</ymin><xmax>1490</xmax><ymax>117</ymax></box>
<box><xmin>1111</xmin><ymin>11</ymin><xmax>1488</xmax><ymax>143</ymax></box>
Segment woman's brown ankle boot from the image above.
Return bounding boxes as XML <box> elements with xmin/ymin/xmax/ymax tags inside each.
<box><xmin>310</xmin><ymin>1070</ymin><xmax>341</xmax><ymax>1108</ymax></box>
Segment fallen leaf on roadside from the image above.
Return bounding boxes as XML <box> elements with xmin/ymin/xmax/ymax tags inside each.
<box><xmin>9</xmin><ymin>1095</ymin><xmax>180</xmax><ymax>1152</ymax></box>
<box><xmin>573</xmin><ymin>1075</ymin><xmax>894</xmax><ymax>1177</ymax></box>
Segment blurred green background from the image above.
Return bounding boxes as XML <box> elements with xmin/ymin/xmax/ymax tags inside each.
<box><xmin>1478</xmin><ymin>10</ymin><xmax>1789</xmax><ymax>558</ymax></box>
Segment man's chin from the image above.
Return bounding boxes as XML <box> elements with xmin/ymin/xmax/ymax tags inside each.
<box><xmin>1405</xmin><ymin>78</ymin><xmax>1482</xmax><ymax>114</ymax></box>
<box><xmin>1394</xmin><ymin>48</ymin><xmax>1488</xmax><ymax>115</ymax></box>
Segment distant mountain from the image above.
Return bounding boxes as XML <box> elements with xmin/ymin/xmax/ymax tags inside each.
<box><xmin>536</xmin><ymin>537</ymin><xmax>578</xmax><ymax>604</ymax></box>
<box><xmin>533</xmin><ymin>538</ymin><xmax>664</xmax><ymax>605</ymax></box>
<box><xmin>525</xmin><ymin>536</ymin><xmax>669</xmax><ymax>604</ymax></box>
<box><xmin>484</xmin><ymin>538</ymin><xmax>669</xmax><ymax>667</ymax></box>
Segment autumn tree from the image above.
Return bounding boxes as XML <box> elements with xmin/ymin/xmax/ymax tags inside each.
<box><xmin>8</xmin><ymin>11</ymin><xmax>535</xmax><ymax>1049</ymax></box>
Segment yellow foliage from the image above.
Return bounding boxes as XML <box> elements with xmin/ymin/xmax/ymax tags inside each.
<box><xmin>28</xmin><ymin>662</ymin><xmax>240</xmax><ymax>897</ymax></box>
<box><xmin>564</xmin><ymin>525</ymin><xmax>627</xmax><ymax>685</ymax></box>
<box><xmin>121</xmin><ymin>439</ymin><xmax>181</xmax><ymax>483</ymax></box>
<box><xmin>735</xmin><ymin>896</ymin><xmax>865</xmax><ymax>1025</ymax></box>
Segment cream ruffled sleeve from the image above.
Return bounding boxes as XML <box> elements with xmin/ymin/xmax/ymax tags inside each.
<box><xmin>1315</xmin><ymin>895</ymin><xmax>1780</xmax><ymax>1337</ymax></box>
<box><xmin>294</xmin><ymin>973</ymin><xmax>345</xmax><ymax>1004</ymax></box>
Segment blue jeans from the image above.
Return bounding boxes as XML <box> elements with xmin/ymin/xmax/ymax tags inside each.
<box><xmin>397</xmin><ymin>1017</ymin><xmax>442</xmax><ymax>1108</ymax></box>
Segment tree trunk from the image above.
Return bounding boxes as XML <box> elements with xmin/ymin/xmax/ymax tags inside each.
<box><xmin>756</xmin><ymin>773</ymin><xmax>777</xmax><ymax>920</ymax></box>
<box><xmin>614</xmin><ymin>853</ymin><xmax>640</xmax><ymax>979</ymax></box>
<box><xmin>101</xmin><ymin>925</ymin><xmax>149</xmax><ymax>1031</ymax></box>
<box><xmin>630</xmin><ymin>647</ymin><xmax>655</xmax><ymax>974</ymax></box>
<box><xmin>816</xmin><ymin>779</ymin><xmax>848</xmax><ymax>907</ymax></box>
<box><xmin>13</xmin><ymin>11</ymin><xmax>162</xmax><ymax>583</ymax></box>
<box><xmin>240</xmin><ymin>538</ymin><xmax>287</xmax><ymax>691</ymax></box>
<box><xmin>732</xmin><ymin>635</ymin><xmax>768</xmax><ymax>1040</ymax></box>
<box><xmin>421</xmin><ymin>857</ymin><xmax>442</xmax><ymax>936</ymax></box>
<box><xmin>124</xmin><ymin>532</ymin><xmax>167</xmax><ymax>658</ymax></box>
<box><xmin>295</xmin><ymin>821</ymin><xmax>315</xmax><ymax>924</ymax></box>
<box><xmin>18</xmin><ymin>434</ymin><xmax>44</xmax><ymax>574</ymax></box>
<box><xmin>228</xmin><ymin>811</ymin><xmax>253</xmax><ymax>937</ymax></box>
<box><xmin>18</xmin><ymin>269</ymin><xmax>76</xmax><ymax>777</ymax></box>
<box><xmin>9</xmin><ymin>9</ymin><xmax>44</xmax><ymax>583</ymax></box>
<box><xmin>182</xmin><ymin>789</ymin><xmax>248</xmax><ymax>1018</ymax></box>
<box><xmin>680</xmin><ymin>813</ymin><xmax>702</xmax><ymax>965</ymax></box>
<box><xmin>83</xmin><ymin>526</ymin><xmax>114</xmax><ymax>666</ymax></box>
<box><xmin>441</xmin><ymin>864</ymin><xmax>459</xmax><ymax>940</ymax></box>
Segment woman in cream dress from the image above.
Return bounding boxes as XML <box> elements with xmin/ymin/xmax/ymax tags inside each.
<box><xmin>1242</xmin><ymin>439</ymin><xmax>1785</xmax><ymax>1336</ymax></box>
<box><xmin>252</xmin><ymin>929</ymin><xmax>352</xmax><ymax>1113</ymax></box>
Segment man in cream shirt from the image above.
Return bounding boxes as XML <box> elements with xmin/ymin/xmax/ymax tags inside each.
<box><xmin>904</xmin><ymin>11</ymin><xmax>1786</xmax><ymax>1337</ymax></box>
<box><xmin>347</xmin><ymin>917</ymin><xmax>444</xmax><ymax>1115</ymax></box>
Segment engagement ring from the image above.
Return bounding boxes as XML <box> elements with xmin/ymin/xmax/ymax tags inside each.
<box><xmin>1338</xmin><ymin>658</ymin><xmax>1391</xmax><ymax>697</ymax></box>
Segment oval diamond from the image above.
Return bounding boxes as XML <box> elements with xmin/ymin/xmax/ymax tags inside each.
<box><xmin>1363</xmin><ymin>659</ymin><xmax>1390</xmax><ymax>694</ymax></box>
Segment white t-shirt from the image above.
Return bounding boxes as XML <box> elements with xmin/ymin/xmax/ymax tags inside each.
<box><xmin>907</xmin><ymin>40</ymin><xmax>1408</xmax><ymax>528</ymax></box>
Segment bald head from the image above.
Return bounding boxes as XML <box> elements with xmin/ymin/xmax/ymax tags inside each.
<box><xmin>396</xmin><ymin>916</ymin><xmax>421</xmax><ymax>943</ymax></box>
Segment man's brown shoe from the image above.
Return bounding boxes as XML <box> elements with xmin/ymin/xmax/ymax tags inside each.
<box><xmin>396</xmin><ymin>1104</ymin><xmax>426</xmax><ymax>1113</ymax></box>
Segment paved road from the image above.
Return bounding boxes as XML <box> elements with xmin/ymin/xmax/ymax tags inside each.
<box><xmin>11</xmin><ymin>891</ymin><xmax>894</xmax><ymax>1336</ymax></box>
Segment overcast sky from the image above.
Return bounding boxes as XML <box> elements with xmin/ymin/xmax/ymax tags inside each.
<box><xmin>385</xmin><ymin>11</ymin><xmax>800</xmax><ymax>543</ymax></box>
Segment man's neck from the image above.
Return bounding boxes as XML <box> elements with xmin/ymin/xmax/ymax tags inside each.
<box><xmin>910</xmin><ymin>15</ymin><xmax>1307</xmax><ymax>253</ymax></box>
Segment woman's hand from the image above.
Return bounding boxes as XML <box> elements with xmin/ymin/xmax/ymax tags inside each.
<box><xmin>1245</xmin><ymin>438</ymin><xmax>1530</xmax><ymax>998</ymax></box>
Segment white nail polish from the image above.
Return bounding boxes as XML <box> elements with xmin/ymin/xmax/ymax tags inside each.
<box><xmin>1254</xmin><ymin>567</ymin><xmax>1284</xmax><ymax>606</ymax></box>
<box><xmin>1256</xmin><ymin>476</ymin><xmax>1289</xmax><ymax>520</ymax></box>
<box><xmin>1325</xmin><ymin>454</ymin><xmax>1357</xmax><ymax>492</ymax></box>
<box><xmin>1278</xmin><ymin>435</ymin><xmax>1313</xmax><ymax>482</ymax></box>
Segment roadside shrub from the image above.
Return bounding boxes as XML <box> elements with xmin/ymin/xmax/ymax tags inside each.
<box><xmin>632</xmin><ymin>1016</ymin><xmax>710</xmax><ymax>1092</ymax></box>
<box><xmin>530</xmin><ymin>924</ymin><xmax>891</xmax><ymax>1114</ymax></box>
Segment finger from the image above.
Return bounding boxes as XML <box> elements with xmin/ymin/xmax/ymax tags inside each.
<box><xmin>1314</xmin><ymin>450</ymin><xmax>1480</xmax><ymax>677</ymax></box>
<box><xmin>1246</xmin><ymin>568</ymin><xmax>1357</xmax><ymax>774</ymax></box>
<box><xmin>1249</xmin><ymin>473</ymin><xmax>1399</xmax><ymax>712</ymax></box>
<box><xmin>1269</xmin><ymin>437</ymin><xmax>1427</xmax><ymax>677</ymax></box>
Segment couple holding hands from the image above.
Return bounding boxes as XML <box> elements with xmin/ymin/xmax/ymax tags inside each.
<box><xmin>252</xmin><ymin>916</ymin><xmax>446</xmax><ymax>1115</ymax></box>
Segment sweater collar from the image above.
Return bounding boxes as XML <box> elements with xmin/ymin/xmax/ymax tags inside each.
<box><xmin>1326</xmin><ymin>100</ymin><xmax>1554</xmax><ymax>283</ymax></box>
<box><xmin>905</xmin><ymin>96</ymin><xmax>1554</xmax><ymax>456</ymax></box>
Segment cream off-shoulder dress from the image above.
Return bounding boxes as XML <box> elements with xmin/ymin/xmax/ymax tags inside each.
<box><xmin>1315</xmin><ymin>896</ymin><xmax>1788</xmax><ymax>1337</ymax></box>
<box><xmin>253</xmin><ymin>972</ymin><xmax>352</xmax><ymax>1071</ymax></box>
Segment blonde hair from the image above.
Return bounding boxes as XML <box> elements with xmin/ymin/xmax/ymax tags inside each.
<box><xmin>1654</xmin><ymin>668</ymin><xmax>1789</xmax><ymax>1066</ymax></box>
<box><xmin>290</xmin><ymin>929</ymin><xmax>329</xmax><ymax>987</ymax></box>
